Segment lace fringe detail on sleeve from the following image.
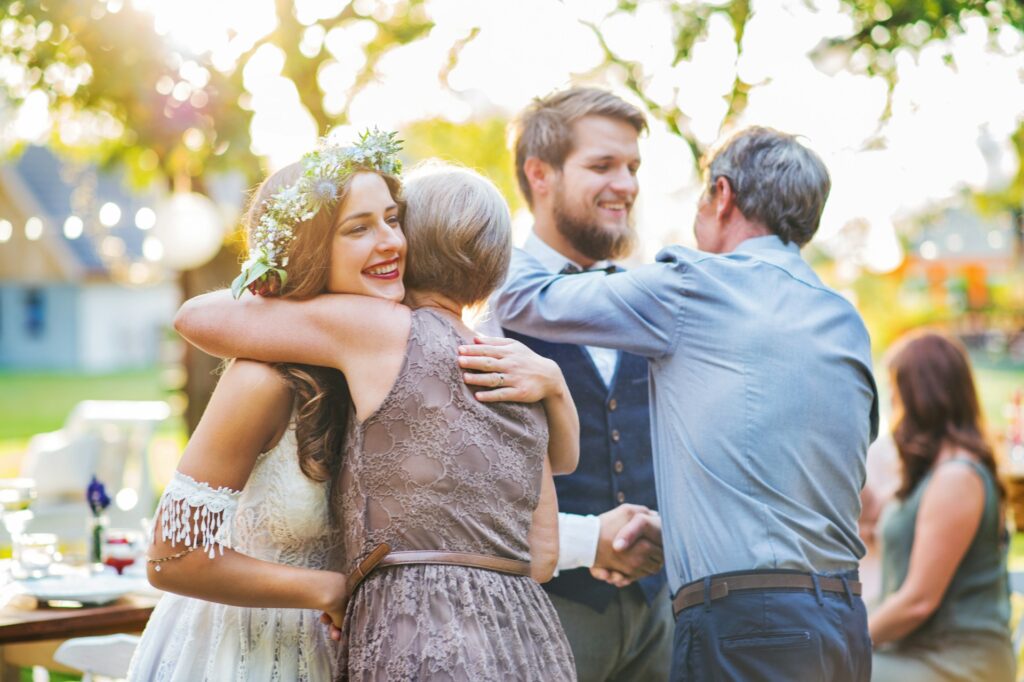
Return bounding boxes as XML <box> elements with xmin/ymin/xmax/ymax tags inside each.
<box><xmin>157</xmin><ymin>471</ymin><xmax>242</xmax><ymax>559</ymax></box>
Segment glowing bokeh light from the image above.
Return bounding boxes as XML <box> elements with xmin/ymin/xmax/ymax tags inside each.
<box><xmin>99</xmin><ymin>202</ymin><xmax>122</xmax><ymax>227</ymax></box>
<box><xmin>63</xmin><ymin>215</ymin><xmax>84</xmax><ymax>239</ymax></box>
<box><xmin>25</xmin><ymin>217</ymin><xmax>43</xmax><ymax>241</ymax></box>
<box><xmin>135</xmin><ymin>207</ymin><xmax>157</xmax><ymax>230</ymax></box>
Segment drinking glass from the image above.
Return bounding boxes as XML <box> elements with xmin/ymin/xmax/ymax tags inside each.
<box><xmin>0</xmin><ymin>478</ymin><xmax>39</xmax><ymax>578</ymax></box>
<box><xmin>103</xmin><ymin>529</ymin><xmax>145</xmax><ymax>575</ymax></box>
<box><xmin>12</xmin><ymin>532</ymin><xmax>59</xmax><ymax>578</ymax></box>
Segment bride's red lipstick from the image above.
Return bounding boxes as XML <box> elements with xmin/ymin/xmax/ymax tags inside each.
<box><xmin>363</xmin><ymin>257</ymin><xmax>401</xmax><ymax>280</ymax></box>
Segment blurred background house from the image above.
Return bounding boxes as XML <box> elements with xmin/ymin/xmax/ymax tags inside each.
<box><xmin>0</xmin><ymin>146</ymin><xmax>178</xmax><ymax>372</ymax></box>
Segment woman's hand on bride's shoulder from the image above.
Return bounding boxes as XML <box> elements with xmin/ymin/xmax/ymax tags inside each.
<box><xmin>458</xmin><ymin>336</ymin><xmax>565</xmax><ymax>403</ymax></box>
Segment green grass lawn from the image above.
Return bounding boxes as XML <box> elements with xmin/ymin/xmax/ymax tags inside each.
<box><xmin>974</xmin><ymin>357</ymin><xmax>1024</xmax><ymax>433</ymax></box>
<box><xmin>872</xmin><ymin>352</ymin><xmax>1024</xmax><ymax>437</ymax></box>
<box><xmin>0</xmin><ymin>367</ymin><xmax>187</xmax><ymax>477</ymax></box>
<box><xmin>0</xmin><ymin>367</ymin><xmax>178</xmax><ymax>440</ymax></box>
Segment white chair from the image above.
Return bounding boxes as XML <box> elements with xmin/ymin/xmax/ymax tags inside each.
<box><xmin>16</xmin><ymin>401</ymin><xmax>170</xmax><ymax>544</ymax></box>
<box><xmin>53</xmin><ymin>634</ymin><xmax>140</xmax><ymax>681</ymax></box>
<box><xmin>21</xmin><ymin>430</ymin><xmax>102</xmax><ymax>503</ymax></box>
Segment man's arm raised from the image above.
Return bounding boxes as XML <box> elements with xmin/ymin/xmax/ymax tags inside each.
<box><xmin>492</xmin><ymin>248</ymin><xmax>684</xmax><ymax>359</ymax></box>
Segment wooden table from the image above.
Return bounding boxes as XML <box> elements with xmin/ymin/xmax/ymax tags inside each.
<box><xmin>0</xmin><ymin>593</ymin><xmax>159</xmax><ymax>644</ymax></box>
<box><xmin>0</xmin><ymin>593</ymin><xmax>159</xmax><ymax>676</ymax></box>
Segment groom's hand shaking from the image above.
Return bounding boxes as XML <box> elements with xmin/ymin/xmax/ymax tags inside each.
<box><xmin>591</xmin><ymin>503</ymin><xmax>663</xmax><ymax>588</ymax></box>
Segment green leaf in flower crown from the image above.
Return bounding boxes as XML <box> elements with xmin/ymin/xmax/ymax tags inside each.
<box><xmin>274</xmin><ymin>267</ymin><xmax>288</xmax><ymax>291</ymax></box>
<box><xmin>230</xmin><ymin>271</ymin><xmax>247</xmax><ymax>299</ymax></box>
<box><xmin>231</xmin><ymin>260</ymin><xmax>273</xmax><ymax>299</ymax></box>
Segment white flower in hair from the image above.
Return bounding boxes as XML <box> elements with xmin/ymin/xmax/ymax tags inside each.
<box><xmin>309</xmin><ymin>177</ymin><xmax>339</xmax><ymax>212</ymax></box>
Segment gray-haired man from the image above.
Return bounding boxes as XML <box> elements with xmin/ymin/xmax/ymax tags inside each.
<box><xmin>492</xmin><ymin>127</ymin><xmax>878</xmax><ymax>680</ymax></box>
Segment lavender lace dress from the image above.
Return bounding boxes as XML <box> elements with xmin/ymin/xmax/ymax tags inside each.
<box><xmin>336</xmin><ymin>308</ymin><xmax>575</xmax><ymax>681</ymax></box>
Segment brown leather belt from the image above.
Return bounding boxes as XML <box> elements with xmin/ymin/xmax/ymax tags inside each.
<box><xmin>672</xmin><ymin>572</ymin><xmax>862</xmax><ymax>616</ymax></box>
<box><xmin>346</xmin><ymin>543</ymin><xmax>532</xmax><ymax>597</ymax></box>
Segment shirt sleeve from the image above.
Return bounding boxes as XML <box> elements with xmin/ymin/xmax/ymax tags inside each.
<box><xmin>492</xmin><ymin>247</ymin><xmax>688</xmax><ymax>359</ymax></box>
<box><xmin>556</xmin><ymin>512</ymin><xmax>602</xmax><ymax>572</ymax></box>
<box><xmin>157</xmin><ymin>470</ymin><xmax>242</xmax><ymax>559</ymax></box>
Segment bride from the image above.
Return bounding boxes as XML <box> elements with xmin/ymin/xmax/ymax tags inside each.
<box><xmin>129</xmin><ymin>132</ymin><xmax>569</xmax><ymax>681</ymax></box>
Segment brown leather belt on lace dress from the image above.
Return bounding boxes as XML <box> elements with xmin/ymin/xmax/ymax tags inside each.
<box><xmin>345</xmin><ymin>543</ymin><xmax>533</xmax><ymax>597</ymax></box>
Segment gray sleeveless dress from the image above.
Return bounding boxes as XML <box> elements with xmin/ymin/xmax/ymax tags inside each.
<box><xmin>335</xmin><ymin>308</ymin><xmax>576</xmax><ymax>681</ymax></box>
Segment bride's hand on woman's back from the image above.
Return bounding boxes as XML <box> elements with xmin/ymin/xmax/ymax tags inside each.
<box><xmin>458</xmin><ymin>336</ymin><xmax>580</xmax><ymax>475</ymax></box>
<box><xmin>457</xmin><ymin>336</ymin><xmax>565</xmax><ymax>404</ymax></box>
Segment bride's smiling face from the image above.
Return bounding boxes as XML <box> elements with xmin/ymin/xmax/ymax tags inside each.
<box><xmin>327</xmin><ymin>172</ymin><xmax>407</xmax><ymax>301</ymax></box>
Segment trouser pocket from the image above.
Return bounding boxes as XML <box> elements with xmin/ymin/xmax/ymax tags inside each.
<box><xmin>720</xmin><ymin>630</ymin><xmax>812</xmax><ymax>652</ymax></box>
<box><xmin>717</xmin><ymin>629</ymin><xmax>820</xmax><ymax>681</ymax></box>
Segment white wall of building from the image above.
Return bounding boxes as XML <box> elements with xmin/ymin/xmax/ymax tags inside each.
<box><xmin>77</xmin><ymin>283</ymin><xmax>180</xmax><ymax>372</ymax></box>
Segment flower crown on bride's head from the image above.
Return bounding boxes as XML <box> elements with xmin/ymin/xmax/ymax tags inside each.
<box><xmin>232</xmin><ymin>128</ymin><xmax>403</xmax><ymax>299</ymax></box>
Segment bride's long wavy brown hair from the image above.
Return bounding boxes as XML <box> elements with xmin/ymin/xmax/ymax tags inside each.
<box><xmin>888</xmin><ymin>331</ymin><xmax>1004</xmax><ymax>501</ymax></box>
<box><xmin>243</xmin><ymin>164</ymin><xmax>403</xmax><ymax>515</ymax></box>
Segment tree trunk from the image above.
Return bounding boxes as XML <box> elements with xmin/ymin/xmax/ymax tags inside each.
<box><xmin>180</xmin><ymin>245</ymin><xmax>240</xmax><ymax>435</ymax></box>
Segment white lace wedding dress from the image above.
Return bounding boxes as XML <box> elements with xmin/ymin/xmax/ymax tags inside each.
<box><xmin>128</xmin><ymin>428</ymin><xmax>341</xmax><ymax>681</ymax></box>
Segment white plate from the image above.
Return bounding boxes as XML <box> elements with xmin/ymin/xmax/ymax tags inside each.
<box><xmin>16</xmin><ymin>574</ymin><xmax>150</xmax><ymax>606</ymax></box>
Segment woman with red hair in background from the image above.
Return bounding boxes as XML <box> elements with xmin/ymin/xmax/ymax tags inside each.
<box><xmin>870</xmin><ymin>331</ymin><xmax>1013</xmax><ymax>681</ymax></box>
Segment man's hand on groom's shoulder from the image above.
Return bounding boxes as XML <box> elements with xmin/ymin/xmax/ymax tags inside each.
<box><xmin>591</xmin><ymin>504</ymin><xmax>664</xmax><ymax>587</ymax></box>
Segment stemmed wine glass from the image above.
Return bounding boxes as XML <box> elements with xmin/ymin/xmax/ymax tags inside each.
<box><xmin>0</xmin><ymin>478</ymin><xmax>39</xmax><ymax>578</ymax></box>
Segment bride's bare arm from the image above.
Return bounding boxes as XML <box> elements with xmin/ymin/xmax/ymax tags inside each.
<box><xmin>174</xmin><ymin>289</ymin><xmax>409</xmax><ymax>372</ymax></box>
<box><xmin>146</xmin><ymin>360</ymin><xmax>348</xmax><ymax>624</ymax></box>
<box><xmin>458</xmin><ymin>337</ymin><xmax>580</xmax><ymax>475</ymax></box>
<box><xmin>527</xmin><ymin>457</ymin><xmax>559</xmax><ymax>583</ymax></box>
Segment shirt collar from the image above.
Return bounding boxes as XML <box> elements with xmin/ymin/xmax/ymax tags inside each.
<box><xmin>732</xmin><ymin>234</ymin><xmax>801</xmax><ymax>256</ymax></box>
<box><xmin>524</xmin><ymin>230</ymin><xmax>614</xmax><ymax>274</ymax></box>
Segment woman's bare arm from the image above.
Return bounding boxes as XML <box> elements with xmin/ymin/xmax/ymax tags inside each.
<box><xmin>868</xmin><ymin>459</ymin><xmax>986</xmax><ymax>646</ymax></box>
<box><xmin>174</xmin><ymin>289</ymin><xmax>409</xmax><ymax>372</ymax></box>
<box><xmin>537</xmin><ymin>378</ymin><xmax>580</xmax><ymax>475</ymax></box>
<box><xmin>528</xmin><ymin>457</ymin><xmax>559</xmax><ymax>582</ymax></box>
<box><xmin>146</xmin><ymin>360</ymin><xmax>348</xmax><ymax>625</ymax></box>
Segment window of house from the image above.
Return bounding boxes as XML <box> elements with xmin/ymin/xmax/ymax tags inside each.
<box><xmin>25</xmin><ymin>288</ymin><xmax>45</xmax><ymax>338</ymax></box>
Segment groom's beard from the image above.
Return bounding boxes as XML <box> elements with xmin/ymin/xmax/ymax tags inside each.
<box><xmin>552</xmin><ymin>186</ymin><xmax>637</xmax><ymax>263</ymax></box>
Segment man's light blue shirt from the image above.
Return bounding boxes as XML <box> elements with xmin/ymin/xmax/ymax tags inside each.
<box><xmin>492</xmin><ymin>235</ymin><xmax>879</xmax><ymax>592</ymax></box>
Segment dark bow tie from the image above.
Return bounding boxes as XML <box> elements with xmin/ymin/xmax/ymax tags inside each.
<box><xmin>559</xmin><ymin>263</ymin><xmax>619</xmax><ymax>275</ymax></box>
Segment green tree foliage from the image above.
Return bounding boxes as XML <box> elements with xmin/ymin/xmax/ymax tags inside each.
<box><xmin>591</xmin><ymin>0</ymin><xmax>1023</xmax><ymax>165</ymax></box>
<box><xmin>0</xmin><ymin>0</ymin><xmax>433</xmax><ymax>188</ymax></box>
<box><xmin>402</xmin><ymin>117</ymin><xmax>524</xmax><ymax>215</ymax></box>
<box><xmin>0</xmin><ymin>0</ymin><xmax>435</xmax><ymax>433</ymax></box>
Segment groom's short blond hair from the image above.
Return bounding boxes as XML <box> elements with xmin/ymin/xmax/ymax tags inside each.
<box><xmin>512</xmin><ymin>87</ymin><xmax>647</xmax><ymax>207</ymax></box>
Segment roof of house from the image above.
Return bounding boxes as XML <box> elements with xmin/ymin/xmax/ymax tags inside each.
<box><xmin>8</xmin><ymin>145</ymin><xmax>156</xmax><ymax>276</ymax></box>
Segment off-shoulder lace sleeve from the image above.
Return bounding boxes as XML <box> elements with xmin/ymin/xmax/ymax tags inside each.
<box><xmin>157</xmin><ymin>471</ymin><xmax>242</xmax><ymax>559</ymax></box>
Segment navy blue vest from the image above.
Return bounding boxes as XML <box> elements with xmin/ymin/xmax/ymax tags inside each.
<box><xmin>504</xmin><ymin>329</ymin><xmax>666</xmax><ymax>612</ymax></box>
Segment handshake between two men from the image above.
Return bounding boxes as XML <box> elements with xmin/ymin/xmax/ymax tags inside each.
<box><xmin>592</xmin><ymin>503</ymin><xmax>664</xmax><ymax>588</ymax></box>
